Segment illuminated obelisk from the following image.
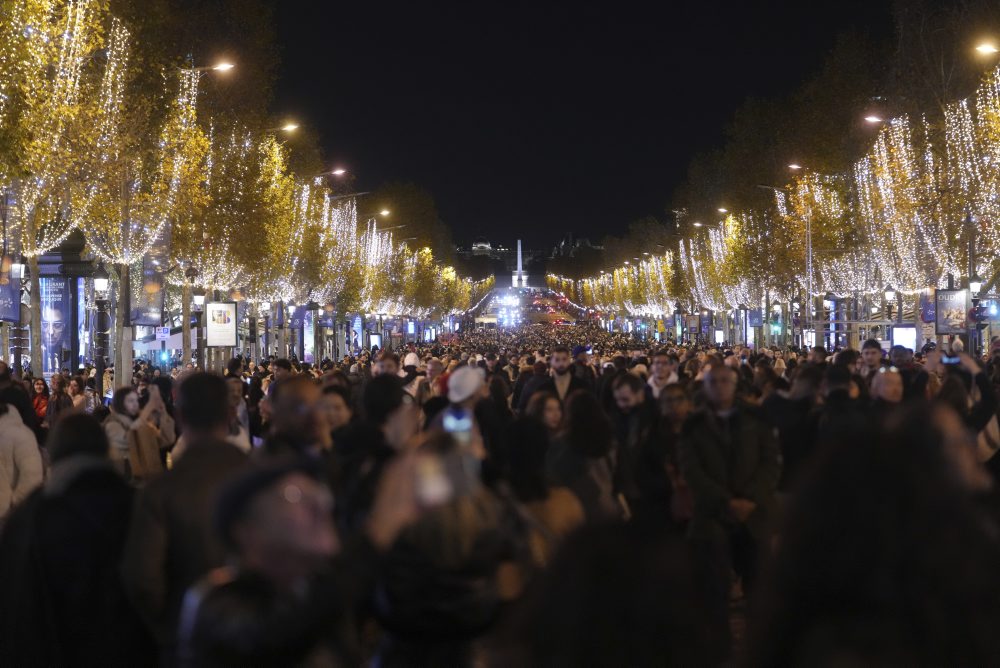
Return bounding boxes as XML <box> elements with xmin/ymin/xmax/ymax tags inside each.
<box><xmin>513</xmin><ymin>239</ymin><xmax>525</xmax><ymax>287</ymax></box>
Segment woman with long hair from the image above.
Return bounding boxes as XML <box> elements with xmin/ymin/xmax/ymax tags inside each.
<box><xmin>30</xmin><ymin>378</ymin><xmax>49</xmax><ymax>437</ymax></box>
<box><xmin>67</xmin><ymin>376</ymin><xmax>86</xmax><ymax>411</ymax></box>
<box><xmin>45</xmin><ymin>374</ymin><xmax>74</xmax><ymax>429</ymax></box>
<box><xmin>524</xmin><ymin>391</ymin><xmax>562</xmax><ymax>437</ymax></box>
<box><xmin>546</xmin><ymin>390</ymin><xmax>621</xmax><ymax>521</ymax></box>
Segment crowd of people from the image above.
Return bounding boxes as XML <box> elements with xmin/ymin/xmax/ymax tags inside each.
<box><xmin>2</xmin><ymin>322</ymin><xmax>1000</xmax><ymax>665</ymax></box>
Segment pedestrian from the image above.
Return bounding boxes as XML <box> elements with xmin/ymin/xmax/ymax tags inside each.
<box><xmin>0</xmin><ymin>401</ymin><xmax>43</xmax><ymax>519</ymax></box>
<box><xmin>0</xmin><ymin>413</ymin><xmax>155</xmax><ymax>666</ymax></box>
<box><xmin>121</xmin><ymin>373</ymin><xmax>249</xmax><ymax>661</ymax></box>
<box><xmin>546</xmin><ymin>390</ymin><xmax>622</xmax><ymax>522</ymax></box>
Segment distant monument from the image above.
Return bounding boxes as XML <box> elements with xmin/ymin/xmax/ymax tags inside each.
<box><xmin>511</xmin><ymin>239</ymin><xmax>528</xmax><ymax>287</ymax></box>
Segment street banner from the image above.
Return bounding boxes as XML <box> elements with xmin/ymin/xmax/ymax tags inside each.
<box><xmin>206</xmin><ymin>301</ymin><xmax>237</xmax><ymax>347</ymax></box>
<box><xmin>685</xmin><ymin>315</ymin><xmax>699</xmax><ymax>332</ymax></box>
<box><xmin>131</xmin><ymin>257</ymin><xmax>163</xmax><ymax>326</ymax></box>
<box><xmin>290</xmin><ymin>305</ymin><xmax>306</xmax><ymax>329</ymax></box>
<box><xmin>935</xmin><ymin>289</ymin><xmax>968</xmax><ymax>335</ymax></box>
<box><xmin>748</xmin><ymin>309</ymin><xmax>763</xmax><ymax>328</ymax></box>
<box><xmin>919</xmin><ymin>290</ymin><xmax>936</xmax><ymax>324</ymax></box>
<box><xmin>39</xmin><ymin>277</ymin><xmax>69</xmax><ymax>374</ymax></box>
<box><xmin>0</xmin><ymin>272</ymin><xmax>17</xmax><ymax>322</ymax></box>
<box><xmin>700</xmin><ymin>313</ymin><xmax>712</xmax><ymax>333</ymax></box>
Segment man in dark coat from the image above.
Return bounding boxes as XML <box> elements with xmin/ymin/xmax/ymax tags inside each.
<box><xmin>681</xmin><ymin>364</ymin><xmax>780</xmax><ymax>573</ymax></box>
<box><xmin>609</xmin><ymin>371</ymin><xmax>667</xmax><ymax>523</ymax></box>
<box><xmin>680</xmin><ymin>363</ymin><xmax>780</xmax><ymax>654</ymax></box>
<box><xmin>518</xmin><ymin>346</ymin><xmax>591</xmax><ymax>411</ymax></box>
<box><xmin>0</xmin><ymin>413</ymin><xmax>155</xmax><ymax>666</ymax></box>
<box><xmin>121</xmin><ymin>373</ymin><xmax>248</xmax><ymax>659</ymax></box>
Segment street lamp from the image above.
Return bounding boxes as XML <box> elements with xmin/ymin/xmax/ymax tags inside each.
<box><xmin>788</xmin><ymin>163</ymin><xmax>803</xmax><ymax>171</ymax></box>
<box><xmin>970</xmin><ymin>273</ymin><xmax>984</xmax><ymax>296</ymax></box>
<box><xmin>94</xmin><ymin>262</ymin><xmax>111</xmax><ymax>400</ymax></box>
<box><xmin>864</xmin><ymin>115</ymin><xmax>883</xmax><ymax>124</ymax></box>
<box><xmin>883</xmin><ymin>284</ymin><xmax>896</xmax><ymax>304</ymax></box>
<box><xmin>189</xmin><ymin>61</ymin><xmax>234</xmax><ymax>72</ymax></box>
<box><xmin>976</xmin><ymin>43</ymin><xmax>999</xmax><ymax>55</ymax></box>
<box><xmin>265</xmin><ymin>122</ymin><xmax>299</xmax><ymax>133</ymax></box>
<box><xmin>380</xmin><ymin>209</ymin><xmax>391</xmax><ymax>216</ymax></box>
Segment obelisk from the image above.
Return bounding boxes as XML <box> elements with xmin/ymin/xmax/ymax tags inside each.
<box><xmin>516</xmin><ymin>239</ymin><xmax>524</xmax><ymax>287</ymax></box>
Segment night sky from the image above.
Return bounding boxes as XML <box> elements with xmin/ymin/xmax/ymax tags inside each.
<box><xmin>271</xmin><ymin>1</ymin><xmax>893</xmax><ymax>248</ymax></box>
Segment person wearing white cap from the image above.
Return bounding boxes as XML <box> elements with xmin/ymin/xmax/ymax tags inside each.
<box><xmin>401</xmin><ymin>352</ymin><xmax>423</xmax><ymax>399</ymax></box>
<box><xmin>447</xmin><ymin>366</ymin><xmax>487</xmax><ymax>409</ymax></box>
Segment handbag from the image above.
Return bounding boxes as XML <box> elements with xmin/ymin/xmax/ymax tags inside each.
<box><xmin>127</xmin><ymin>423</ymin><xmax>165</xmax><ymax>481</ymax></box>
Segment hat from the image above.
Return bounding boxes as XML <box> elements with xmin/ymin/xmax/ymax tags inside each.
<box><xmin>403</xmin><ymin>352</ymin><xmax>420</xmax><ymax>368</ymax></box>
<box><xmin>572</xmin><ymin>345</ymin><xmax>589</xmax><ymax>358</ymax></box>
<box><xmin>448</xmin><ymin>365</ymin><xmax>485</xmax><ymax>403</ymax></box>
<box><xmin>214</xmin><ymin>458</ymin><xmax>320</xmax><ymax>550</ymax></box>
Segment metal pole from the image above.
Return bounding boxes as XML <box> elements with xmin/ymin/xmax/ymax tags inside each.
<box><xmin>967</xmin><ymin>210</ymin><xmax>977</xmax><ymax>356</ymax></box>
<box><xmin>95</xmin><ymin>294</ymin><xmax>110</xmax><ymax>399</ymax></box>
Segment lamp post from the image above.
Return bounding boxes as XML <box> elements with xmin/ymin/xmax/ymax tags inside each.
<box><xmin>738</xmin><ymin>303</ymin><xmax>749</xmax><ymax>347</ymax></box>
<box><xmin>94</xmin><ymin>263</ymin><xmax>111</xmax><ymax>400</ymax></box>
<box><xmin>10</xmin><ymin>258</ymin><xmax>27</xmax><ymax>377</ymax></box>
<box><xmin>260</xmin><ymin>301</ymin><xmax>271</xmax><ymax>359</ymax></box>
<box><xmin>971</xmin><ymin>272</ymin><xmax>984</xmax><ymax>357</ymax></box>
<box><xmin>883</xmin><ymin>284</ymin><xmax>896</xmax><ymax>342</ymax></box>
<box><xmin>193</xmin><ymin>287</ymin><xmax>206</xmax><ymax>370</ymax></box>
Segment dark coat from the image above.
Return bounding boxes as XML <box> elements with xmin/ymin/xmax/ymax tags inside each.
<box><xmin>121</xmin><ymin>438</ymin><xmax>248</xmax><ymax>647</ymax></box>
<box><xmin>679</xmin><ymin>404</ymin><xmax>781</xmax><ymax>542</ymax></box>
<box><xmin>761</xmin><ymin>393</ymin><xmax>817</xmax><ymax>491</ymax></box>
<box><xmin>0</xmin><ymin>456</ymin><xmax>155</xmax><ymax>666</ymax></box>
<box><xmin>520</xmin><ymin>374</ymin><xmax>591</xmax><ymax>412</ymax></box>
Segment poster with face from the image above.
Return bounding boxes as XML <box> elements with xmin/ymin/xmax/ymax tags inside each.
<box><xmin>40</xmin><ymin>277</ymin><xmax>69</xmax><ymax>374</ymax></box>
<box><xmin>206</xmin><ymin>302</ymin><xmax>237</xmax><ymax>347</ymax></box>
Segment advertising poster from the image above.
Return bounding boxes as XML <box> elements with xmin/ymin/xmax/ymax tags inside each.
<box><xmin>935</xmin><ymin>289</ymin><xmax>968</xmax><ymax>335</ymax></box>
<box><xmin>131</xmin><ymin>257</ymin><xmax>164</xmax><ymax>326</ymax></box>
<box><xmin>206</xmin><ymin>301</ymin><xmax>237</xmax><ymax>347</ymax></box>
<box><xmin>685</xmin><ymin>315</ymin><xmax>699</xmax><ymax>333</ymax></box>
<box><xmin>748</xmin><ymin>309</ymin><xmax>764</xmax><ymax>328</ymax></box>
<box><xmin>39</xmin><ymin>277</ymin><xmax>69</xmax><ymax>374</ymax></box>
<box><xmin>700</xmin><ymin>313</ymin><xmax>712</xmax><ymax>334</ymax></box>
<box><xmin>351</xmin><ymin>315</ymin><xmax>362</xmax><ymax>353</ymax></box>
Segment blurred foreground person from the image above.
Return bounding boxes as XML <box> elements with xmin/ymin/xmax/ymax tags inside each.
<box><xmin>680</xmin><ymin>363</ymin><xmax>780</xmax><ymax>655</ymax></box>
<box><xmin>749</xmin><ymin>404</ymin><xmax>1000</xmax><ymax>666</ymax></box>
<box><xmin>0</xmin><ymin>414</ymin><xmax>154</xmax><ymax>666</ymax></box>
<box><xmin>122</xmin><ymin>373</ymin><xmax>249</xmax><ymax>661</ymax></box>
<box><xmin>0</xmin><ymin>400</ymin><xmax>43</xmax><ymax>518</ymax></box>
<box><xmin>179</xmin><ymin>453</ymin><xmax>431</xmax><ymax>667</ymax></box>
<box><xmin>497</xmin><ymin>523</ymin><xmax>717</xmax><ymax>667</ymax></box>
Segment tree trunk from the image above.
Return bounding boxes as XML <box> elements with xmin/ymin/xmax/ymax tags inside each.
<box><xmin>182</xmin><ymin>283</ymin><xmax>191</xmax><ymax>366</ymax></box>
<box><xmin>115</xmin><ymin>264</ymin><xmax>128</xmax><ymax>386</ymax></box>
<box><xmin>0</xmin><ymin>322</ymin><xmax>7</xmax><ymax>368</ymax></box>
<box><xmin>28</xmin><ymin>254</ymin><xmax>41</xmax><ymax>376</ymax></box>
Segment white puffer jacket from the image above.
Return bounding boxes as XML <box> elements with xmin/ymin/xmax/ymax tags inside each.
<box><xmin>0</xmin><ymin>408</ymin><xmax>43</xmax><ymax>516</ymax></box>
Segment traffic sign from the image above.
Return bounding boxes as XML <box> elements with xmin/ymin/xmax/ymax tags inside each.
<box><xmin>155</xmin><ymin>327</ymin><xmax>170</xmax><ymax>341</ymax></box>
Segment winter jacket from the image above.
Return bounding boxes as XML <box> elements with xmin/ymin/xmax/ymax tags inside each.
<box><xmin>0</xmin><ymin>455</ymin><xmax>154</xmax><ymax>666</ymax></box>
<box><xmin>0</xmin><ymin>409</ymin><xmax>43</xmax><ymax>516</ymax></box>
<box><xmin>121</xmin><ymin>438</ymin><xmax>249</xmax><ymax>648</ymax></box>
